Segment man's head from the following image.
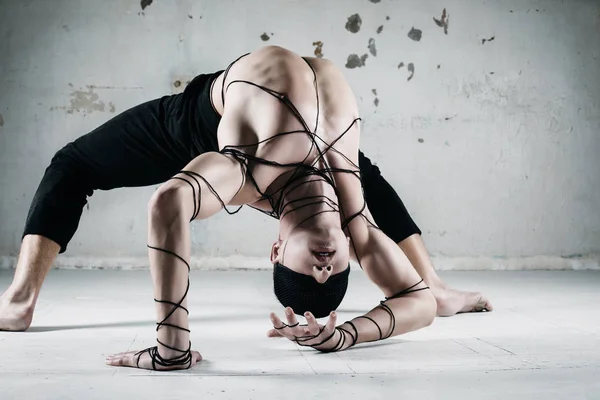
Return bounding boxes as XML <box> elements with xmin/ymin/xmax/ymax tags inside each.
<box><xmin>271</xmin><ymin>226</ymin><xmax>350</xmax><ymax>318</ymax></box>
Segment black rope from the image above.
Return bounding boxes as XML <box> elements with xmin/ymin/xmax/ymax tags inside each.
<box><xmin>144</xmin><ymin>53</ymin><xmax>432</xmax><ymax>360</ymax></box>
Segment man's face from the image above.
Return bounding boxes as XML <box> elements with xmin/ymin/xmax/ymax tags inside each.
<box><xmin>270</xmin><ymin>226</ymin><xmax>350</xmax><ymax>283</ymax></box>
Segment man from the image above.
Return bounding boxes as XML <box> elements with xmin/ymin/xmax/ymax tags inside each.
<box><xmin>0</xmin><ymin>46</ymin><xmax>491</xmax><ymax>370</ymax></box>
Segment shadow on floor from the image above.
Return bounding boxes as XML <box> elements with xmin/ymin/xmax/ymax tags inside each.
<box><xmin>26</xmin><ymin>313</ymin><xmax>269</xmax><ymax>332</ymax></box>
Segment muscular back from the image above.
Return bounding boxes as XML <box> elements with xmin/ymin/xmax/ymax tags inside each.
<box><xmin>210</xmin><ymin>46</ymin><xmax>362</xmax><ymax>207</ymax></box>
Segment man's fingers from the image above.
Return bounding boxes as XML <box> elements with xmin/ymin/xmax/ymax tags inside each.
<box><xmin>270</xmin><ymin>312</ymin><xmax>285</xmax><ymax>329</ymax></box>
<box><xmin>285</xmin><ymin>307</ymin><xmax>299</xmax><ymax>327</ymax></box>
<box><xmin>191</xmin><ymin>350</ymin><xmax>202</xmax><ymax>365</ymax></box>
<box><xmin>304</xmin><ymin>312</ymin><xmax>320</xmax><ymax>336</ymax></box>
<box><xmin>325</xmin><ymin>311</ymin><xmax>337</xmax><ymax>334</ymax></box>
<box><xmin>105</xmin><ymin>352</ymin><xmax>134</xmax><ymax>367</ymax></box>
<box><xmin>267</xmin><ymin>329</ymin><xmax>283</xmax><ymax>338</ymax></box>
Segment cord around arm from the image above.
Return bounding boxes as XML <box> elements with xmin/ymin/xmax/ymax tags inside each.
<box><xmin>337</xmin><ymin>279</ymin><xmax>430</xmax><ymax>346</ymax></box>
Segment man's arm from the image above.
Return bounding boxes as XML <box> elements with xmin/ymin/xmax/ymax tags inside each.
<box><xmin>328</xmin><ymin>147</ymin><xmax>436</xmax><ymax>350</ymax></box>
<box><xmin>106</xmin><ymin>150</ymin><xmax>247</xmax><ymax>370</ymax></box>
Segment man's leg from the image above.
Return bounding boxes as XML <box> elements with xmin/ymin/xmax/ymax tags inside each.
<box><xmin>398</xmin><ymin>234</ymin><xmax>492</xmax><ymax>316</ymax></box>
<box><xmin>0</xmin><ymin>236</ymin><xmax>59</xmax><ymax>330</ymax></box>
<box><xmin>0</xmin><ymin>96</ymin><xmax>196</xmax><ymax>331</ymax></box>
<box><xmin>358</xmin><ymin>151</ymin><xmax>492</xmax><ymax>316</ymax></box>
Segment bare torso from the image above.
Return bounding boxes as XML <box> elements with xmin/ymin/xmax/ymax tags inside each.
<box><xmin>209</xmin><ymin>46</ymin><xmax>361</xmax><ymax>210</ymax></box>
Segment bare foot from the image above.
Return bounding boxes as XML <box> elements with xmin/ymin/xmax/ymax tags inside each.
<box><xmin>0</xmin><ymin>291</ymin><xmax>35</xmax><ymax>331</ymax></box>
<box><xmin>432</xmin><ymin>286</ymin><xmax>493</xmax><ymax>317</ymax></box>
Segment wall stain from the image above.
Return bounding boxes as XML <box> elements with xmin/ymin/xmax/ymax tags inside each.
<box><xmin>397</xmin><ymin>61</ymin><xmax>405</xmax><ymax>69</ymax></box>
<box><xmin>312</xmin><ymin>41</ymin><xmax>324</xmax><ymax>58</ymax></box>
<box><xmin>386</xmin><ymin>16</ymin><xmax>390</xmax><ymax>20</ymax></box>
<box><xmin>171</xmin><ymin>78</ymin><xmax>192</xmax><ymax>94</ymax></box>
<box><xmin>62</xmin><ymin>25</ymin><xmax>70</xmax><ymax>32</ymax></box>
<box><xmin>372</xmin><ymin>89</ymin><xmax>379</xmax><ymax>107</ymax></box>
<box><xmin>369</xmin><ymin>0</ymin><xmax>381</xmax><ymax>3</ymax></box>
<box><xmin>260</xmin><ymin>33</ymin><xmax>271</xmax><ymax>41</ymax></box>
<box><xmin>437</xmin><ymin>64</ymin><xmax>441</xmax><ymax>69</ymax></box>
<box><xmin>50</xmin><ymin>86</ymin><xmax>115</xmax><ymax>115</ymax></box>
<box><xmin>345</xmin><ymin>14</ymin><xmax>362</xmax><ymax>33</ymax></box>
<box><xmin>407</xmin><ymin>63</ymin><xmax>415</xmax><ymax>81</ymax></box>
<box><xmin>368</xmin><ymin>38</ymin><xmax>377</xmax><ymax>56</ymax></box>
<box><xmin>444</xmin><ymin>114</ymin><xmax>457</xmax><ymax>121</ymax></box>
<box><xmin>372</xmin><ymin>89</ymin><xmax>377</xmax><ymax>95</ymax></box>
<box><xmin>418</xmin><ymin>138</ymin><xmax>424</xmax><ymax>143</ymax></box>
<box><xmin>0</xmin><ymin>113</ymin><xmax>4</xmax><ymax>127</ymax></box>
<box><xmin>377</xmin><ymin>25</ymin><xmax>384</xmax><ymax>34</ymax></box>
<box><xmin>188</xmin><ymin>14</ymin><xmax>193</xmax><ymax>19</ymax></box>
<box><xmin>433</xmin><ymin>8</ymin><xmax>449</xmax><ymax>34</ymax></box>
<box><xmin>481</xmin><ymin>36</ymin><xmax>495</xmax><ymax>45</ymax></box>
<box><xmin>408</xmin><ymin>27</ymin><xmax>422</xmax><ymax>41</ymax></box>
<box><xmin>345</xmin><ymin>54</ymin><xmax>368</xmax><ymax>69</ymax></box>
<box><xmin>140</xmin><ymin>0</ymin><xmax>153</xmax><ymax>10</ymax></box>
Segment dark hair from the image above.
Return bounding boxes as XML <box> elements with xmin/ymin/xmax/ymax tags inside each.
<box><xmin>272</xmin><ymin>262</ymin><xmax>350</xmax><ymax>318</ymax></box>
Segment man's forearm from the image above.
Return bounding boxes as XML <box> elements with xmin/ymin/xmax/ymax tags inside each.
<box><xmin>332</xmin><ymin>294</ymin><xmax>436</xmax><ymax>351</ymax></box>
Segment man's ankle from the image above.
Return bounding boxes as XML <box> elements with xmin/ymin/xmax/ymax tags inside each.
<box><xmin>3</xmin><ymin>285</ymin><xmax>37</xmax><ymax>306</ymax></box>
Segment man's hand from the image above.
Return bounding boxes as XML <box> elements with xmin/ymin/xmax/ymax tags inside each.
<box><xmin>267</xmin><ymin>307</ymin><xmax>351</xmax><ymax>352</ymax></box>
<box><xmin>105</xmin><ymin>347</ymin><xmax>202</xmax><ymax>370</ymax></box>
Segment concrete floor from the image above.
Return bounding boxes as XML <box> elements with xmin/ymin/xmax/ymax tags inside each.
<box><xmin>0</xmin><ymin>269</ymin><xmax>599</xmax><ymax>400</ymax></box>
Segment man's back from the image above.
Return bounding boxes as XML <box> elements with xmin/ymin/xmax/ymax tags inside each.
<box><xmin>211</xmin><ymin>46</ymin><xmax>362</xmax><ymax>208</ymax></box>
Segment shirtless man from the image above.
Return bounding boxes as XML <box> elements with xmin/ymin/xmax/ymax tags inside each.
<box><xmin>0</xmin><ymin>46</ymin><xmax>491</xmax><ymax>369</ymax></box>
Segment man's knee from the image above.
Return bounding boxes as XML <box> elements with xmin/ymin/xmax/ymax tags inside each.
<box><xmin>148</xmin><ymin>183</ymin><xmax>189</xmax><ymax>226</ymax></box>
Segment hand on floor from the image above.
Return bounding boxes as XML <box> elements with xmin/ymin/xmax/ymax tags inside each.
<box><xmin>267</xmin><ymin>307</ymin><xmax>347</xmax><ymax>352</ymax></box>
<box><xmin>105</xmin><ymin>347</ymin><xmax>202</xmax><ymax>370</ymax></box>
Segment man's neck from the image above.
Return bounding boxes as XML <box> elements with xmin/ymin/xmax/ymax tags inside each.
<box><xmin>277</xmin><ymin>174</ymin><xmax>340</xmax><ymax>239</ymax></box>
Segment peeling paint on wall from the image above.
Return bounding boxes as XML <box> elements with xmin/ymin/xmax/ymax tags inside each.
<box><xmin>140</xmin><ymin>0</ymin><xmax>153</xmax><ymax>10</ymax></box>
<box><xmin>345</xmin><ymin>14</ymin><xmax>362</xmax><ymax>33</ymax></box>
<box><xmin>433</xmin><ymin>8</ymin><xmax>449</xmax><ymax>35</ymax></box>
<box><xmin>481</xmin><ymin>36</ymin><xmax>495</xmax><ymax>45</ymax></box>
<box><xmin>48</xmin><ymin>86</ymin><xmax>118</xmax><ymax>115</ymax></box>
<box><xmin>368</xmin><ymin>38</ymin><xmax>377</xmax><ymax>56</ymax></box>
<box><xmin>0</xmin><ymin>113</ymin><xmax>4</xmax><ymax>127</ymax></box>
<box><xmin>345</xmin><ymin>53</ymin><xmax>368</xmax><ymax>69</ymax></box>
<box><xmin>407</xmin><ymin>63</ymin><xmax>415</xmax><ymax>81</ymax></box>
<box><xmin>397</xmin><ymin>61</ymin><xmax>405</xmax><ymax>69</ymax></box>
<box><xmin>408</xmin><ymin>27</ymin><xmax>422</xmax><ymax>41</ymax></box>
<box><xmin>312</xmin><ymin>41</ymin><xmax>324</xmax><ymax>58</ymax></box>
<box><xmin>260</xmin><ymin>33</ymin><xmax>271</xmax><ymax>41</ymax></box>
<box><xmin>376</xmin><ymin>25</ymin><xmax>384</xmax><ymax>34</ymax></box>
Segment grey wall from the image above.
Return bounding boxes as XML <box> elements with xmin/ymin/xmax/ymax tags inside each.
<box><xmin>0</xmin><ymin>0</ymin><xmax>599</xmax><ymax>268</ymax></box>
